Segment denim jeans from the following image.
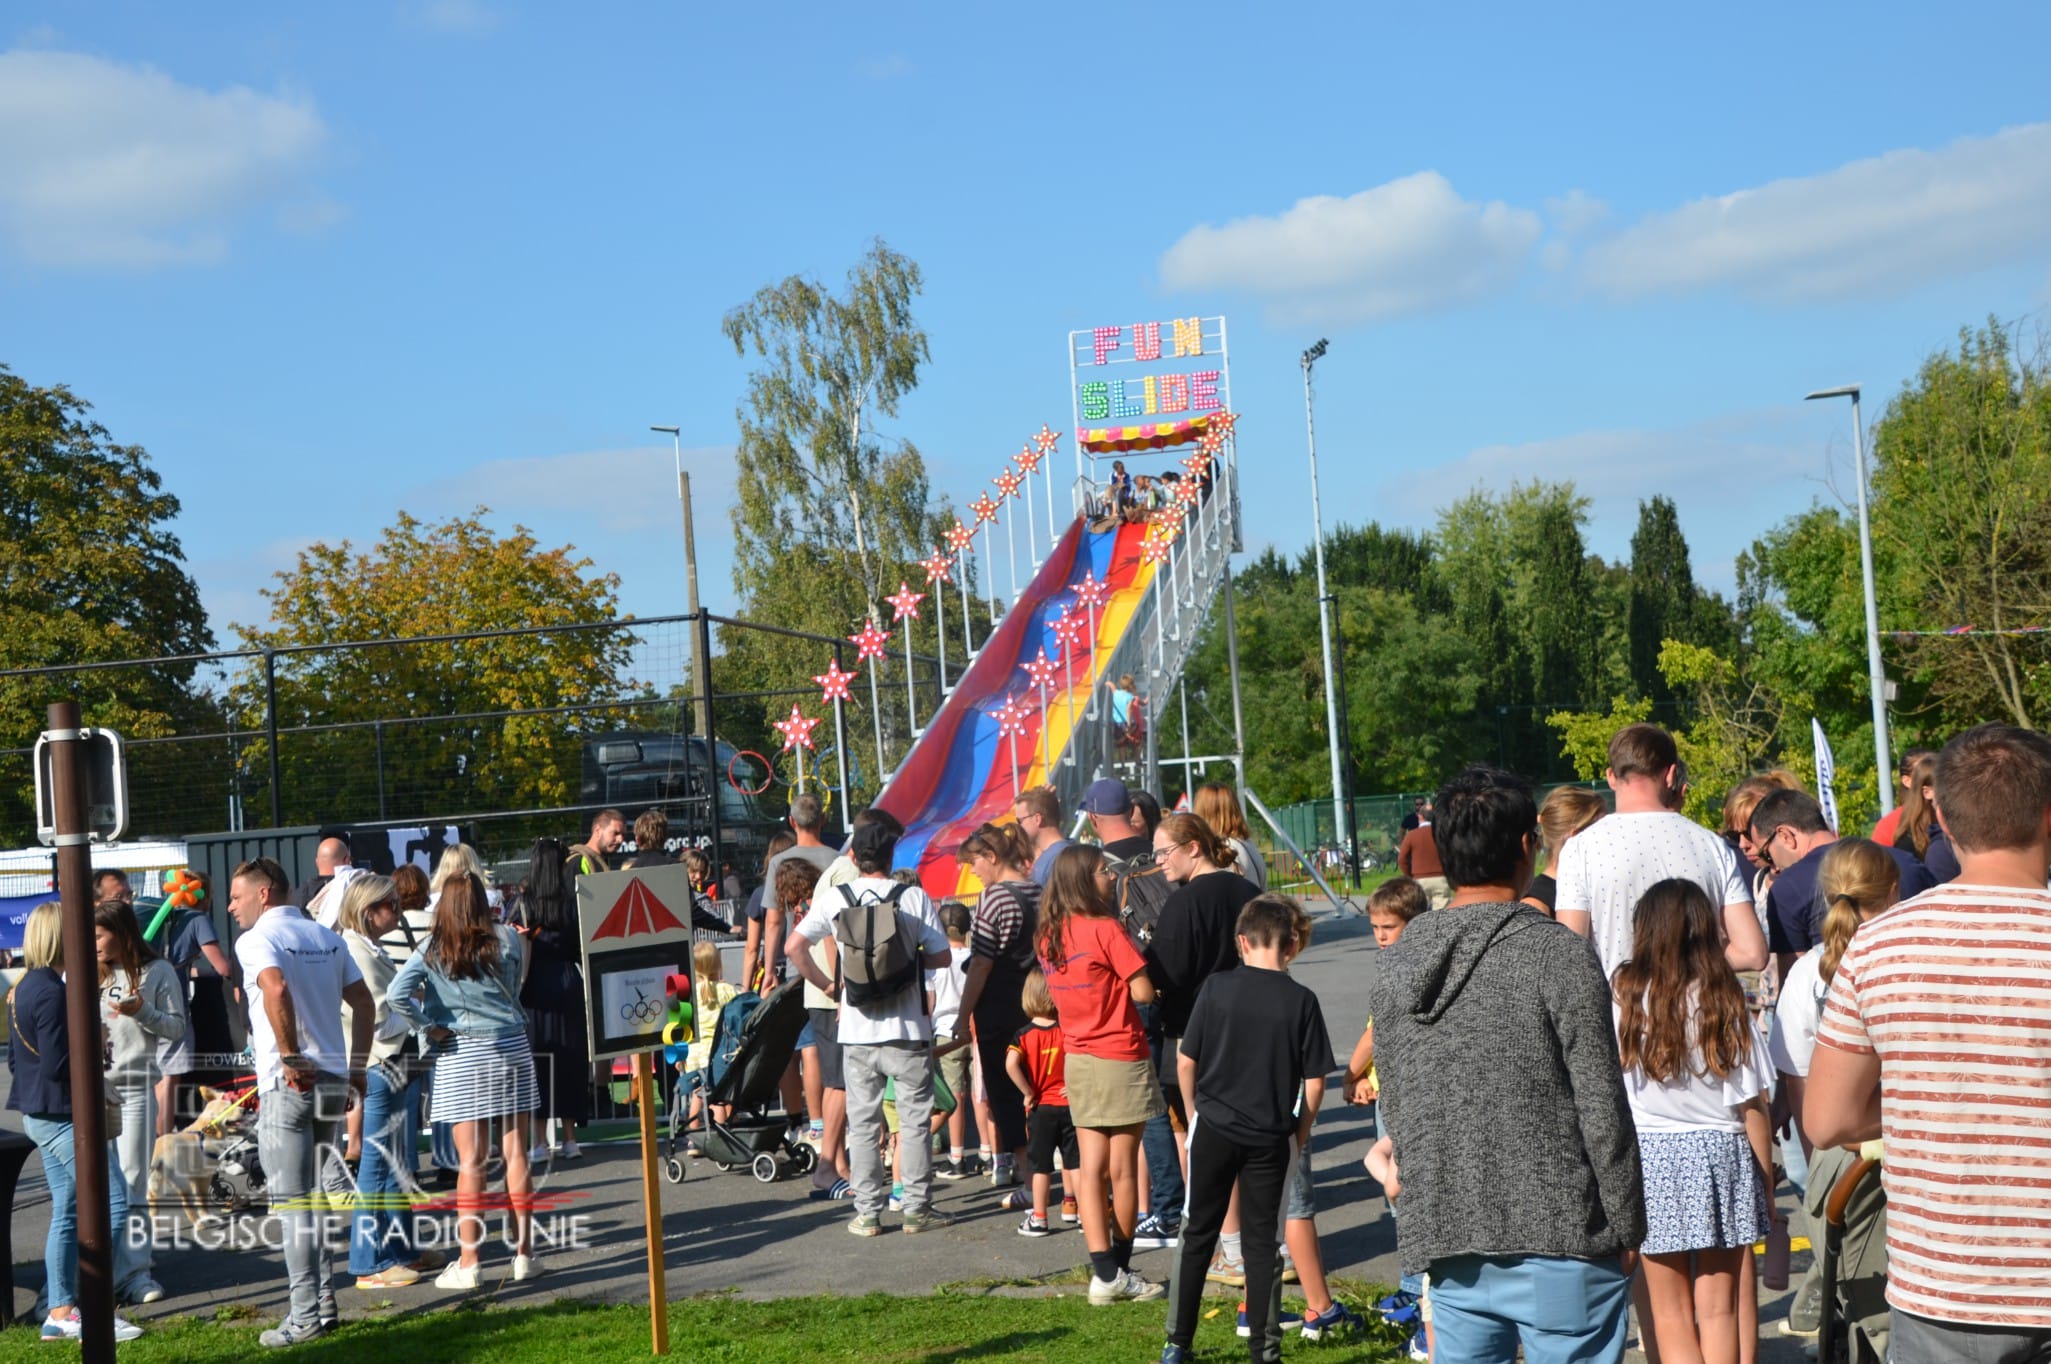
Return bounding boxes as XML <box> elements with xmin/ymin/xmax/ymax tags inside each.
<box><xmin>1141</xmin><ymin>1027</ymin><xmax>1185</xmax><ymax>1222</ymax></box>
<box><xmin>111</xmin><ymin>1080</ymin><xmax>156</xmax><ymax>1289</ymax></box>
<box><xmin>258</xmin><ymin>1079</ymin><xmax>355</xmax><ymax>1332</ymax></box>
<box><xmin>22</xmin><ymin>1115</ymin><xmax>140</xmax><ymax>1312</ymax></box>
<box><xmin>1428</xmin><ymin>1253</ymin><xmax>1631</xmax><ymax>1364</ymax></box>
<box><xmin>350</xmin><ymin>1067</ymin><xmax>424</xmax><ymax>1276</ymax></box>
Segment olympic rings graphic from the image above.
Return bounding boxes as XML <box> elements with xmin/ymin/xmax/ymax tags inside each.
<box><xmin>728</xmin><ymin>750</ymin><xmax>772</xmax><ymax>796</ymax></box>
<box><xmin>620</xmin><ymin>999</ymin><xmax>663</xmax><ymax>1024</ymax></box>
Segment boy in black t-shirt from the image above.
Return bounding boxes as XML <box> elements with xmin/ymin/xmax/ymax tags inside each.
<box><xmin>1161</xmin><ymin>895</ymin><xmax>1335</xmax><ymax>1364</ymax></box>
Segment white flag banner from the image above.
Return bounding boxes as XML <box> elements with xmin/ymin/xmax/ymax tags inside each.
<box><xmin>1812</xmin><ymin>717</ymin><xmax>1840</xmax><ymax>834</ymax></box>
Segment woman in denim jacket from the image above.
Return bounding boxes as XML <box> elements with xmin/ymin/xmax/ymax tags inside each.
<box><xmin>386</xmin><ymin>872</ymin><xmax>538</xmax><ymax>1288</ymax></box>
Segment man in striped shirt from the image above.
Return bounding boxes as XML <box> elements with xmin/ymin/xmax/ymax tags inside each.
<box><xmin>1808</xmin><ymin>723</ymin><xmax>2051</xmax><ymax>1361</ymax></box>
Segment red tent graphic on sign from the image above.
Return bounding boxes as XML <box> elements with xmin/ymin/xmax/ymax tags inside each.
<box><xmin>591</xmin><ymin>879</ymin><xmax>688</xmax><ymax>941</ymax></box>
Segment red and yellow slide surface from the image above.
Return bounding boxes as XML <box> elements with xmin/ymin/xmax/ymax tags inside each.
<box><xmin>879</xmin><ymin>517</ymin><xmax>1157</xmax><ymax>900</ymax></box>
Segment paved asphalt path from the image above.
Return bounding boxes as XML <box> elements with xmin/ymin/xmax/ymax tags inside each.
<box><xmin>1</xmin><ymin>909</ymin><xmax>1812</xmax><ymax>1358</ymax></box>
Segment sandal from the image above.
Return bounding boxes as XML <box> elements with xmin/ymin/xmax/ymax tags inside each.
<box><xmin>807</xmin><ymin>1178</ymin><xmax>852</xmax><ymax>1201</ymax></box>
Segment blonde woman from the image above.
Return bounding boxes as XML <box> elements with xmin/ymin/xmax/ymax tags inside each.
<box><xmin>9</xmin><ymin>904</ymin><xmax>146</xmax><ymax>1341</ymax></box>
<box><xmin>1193</xmin><ymin>783</ymin><xmax>1267</xmax><ymax>891</ymax></box>
<box><xmin>336</xmin><ymin>874</ymin><xmax>441</xmax><ymax>1289</ymax></box>
<box><xmin>1522</xmin><ymin>787</ymin><xmax>1606</xmax><ymax>915</ymax></box>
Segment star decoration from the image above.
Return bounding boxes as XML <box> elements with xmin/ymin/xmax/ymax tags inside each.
<box><xmin>814</xmin><ymin>659</ymin><xmax>857</xmax><ymax>704</ymax></box>
<box><xmin>945</xmin><ymin>522</ymin><xmax>976</xmax><ymax>554</ymax></box>
<box><xmin>1150</xmin><ymin>508</ymin><xmax>1185</xmax><ymax>539</ymax></box>
<box><xmin>1073</xmin><ymin>570</ymin><xmax>1110</xmax><ymax>610</ymax></box>
<box><xmin>1208</xmin><ymin>411</ymin><xmax>1238</xmax><ymax>438</ymax></box>
<box><xmin>970</xmin><ymin>493</ymin><xmax>1000</xmax><ymax>525</ymax></box>
<box><xmin>773</xmin><ymin>705</ymin><xmax>821</xmax><ymax>751</ymax></box>
<box><xmin>993</xmin><ymin>698</ymin><xmax>1032</xmax><ymax>739</ymax></box>
<box><xmin>1180</xmin><ymin>450</ymin><xmax>1212</xmax><ymax>478</ymax></box>
<box><xmin>1171</xmin><ymin>477</ymin><xmax>1201</xmax><ymax>506</ymax></box>
<box><xmin>920</xmin><ymin>550</ymin><xmax>952</xmax><ymax>585</ymax></box>
<box><xmin>1033</xmin><ymin>425</ymin><xmax>1061</xmax><ymax>456</ymax></box>
<box><xmin>1051</xmin><ymin>608</ymin><xmax>1088</xmax><ymax>650</ymax></box>
<box><xmin>850</xmin><ymin>619</ymin><xmax>891</xmax><ymax>661</ymax></box>
<box><xmin>887</xmin><ymin>581</ymin><xmax>926</xmax><ymax>623</ymax></box>
<box><xmin>1141</xmin><ymin>536</ymin><xmax>1174</xmax><ymax>566</ymax></box>
<box><xmin>1021</xmin><ymin>648</ymin><xmax>1060</xmax><ymax>690</ymax></box>
<box><xmin>994</xmin><ymin>469</ymin><xmax>1024</xmax><ymax>499</ymax></box>
<box><xmin>1013</xmin><ymin>443</ymin><xmax>1044</xmax><ymax>476</ymax></box>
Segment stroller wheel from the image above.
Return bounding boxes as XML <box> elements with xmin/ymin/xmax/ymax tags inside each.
<box><xmin>715</xmin><ymin>1160</ymin><xmax>736</xmax><ymax>1173</ymax></box>
<box><xmin>664</xmin><ymin>1157</ymin><xmax>686</xmax><ymax>1185</ymax></box>
<box><xmin>791</xmin><ymin>1143</ymin><xmax>818</xmax><ymax>1175</ymax></box>
<box><xmin>751</xmin><ymin>1153</ymin><xmax>778</xmax><ymax>1183</ymax></box>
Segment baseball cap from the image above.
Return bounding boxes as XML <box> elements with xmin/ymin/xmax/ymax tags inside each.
<box><xmin>1081</xmin><ymin>778</ymin><xmax>1132</xmax><ymax>816</ymax></box>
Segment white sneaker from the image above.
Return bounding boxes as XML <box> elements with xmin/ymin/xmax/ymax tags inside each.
<box><xmin>435</xmin><ymin>1261</ymin><xmax>482</xmax><ymax>1290</ymax></box>
<box><xmin>558</xmin><ymin>1138</ymin><xmax>581</xmax><ymax>1160</ymax></box>
<box><xmin>1088</xmin><ymin>1269</ymin><xmax>1165</xmax><ymax>1305</ymax></box>
<box><xmin>527</xmin><ymin>1144</ymin><xmax>550</xmax><ymax>1164</ymax></box>
<box><xmin>513</xmin><ymin>1253</ymin><xmax>542</xmax><ymax>1281</ymax></box>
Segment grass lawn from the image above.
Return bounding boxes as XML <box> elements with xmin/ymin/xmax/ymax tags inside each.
<box><xmin>0</xmin><ymin>1289</ymin><xmax>1409</xmax><ymax>1362</ymax></box>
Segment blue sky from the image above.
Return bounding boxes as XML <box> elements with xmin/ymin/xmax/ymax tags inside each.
<box><xmin>7</xmin><ymin>1</ymin><xmax>2051</xmax><ymax>656</ymax></box>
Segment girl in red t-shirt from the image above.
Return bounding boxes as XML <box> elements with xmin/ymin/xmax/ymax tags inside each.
<box><xmin>1036</xmin><ymin>845</ymin><xmax>1166</xmax><ymax>1304</ymax></box>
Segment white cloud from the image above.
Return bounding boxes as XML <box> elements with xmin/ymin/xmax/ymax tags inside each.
<box><xmin>1158</xmin><ymin>172</ymin><xmax>1544</xmax><ymax>324</ymax></box>
<box><xmin>1579</xmin><ymin>122</ymin><xmax>2051</xmax><ymax>301</ymax></box>
<box><xmin>1546</xmin><ymin>189</ymin><xmax>1610</xmax><ymax>237</ymax></box>
<box><xmin>401</xmin><ymin>0</ymin><xmax>499</xmax><ymax>35</ymax></box>
<box><xmin>0</xmin><ymin>49</ymin><xmax>327</xmax><ymax>268</ymax></box>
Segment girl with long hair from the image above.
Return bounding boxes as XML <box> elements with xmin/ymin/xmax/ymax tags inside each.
<box><xmin>1613</xmin><ymin>879</ymin><xmax>1774</xmax><ymax>1364</ymax></box>
<box><xmin>388</xmin><ymin>872</ymin><xmax>541</xmax><ymax>1287</ymax></box>
<box><xmin>94</xmin><ymin>900</ymin><xmax>185</xmax><ymax>1307</ymax></box>
<box><xmin>511</xmin><ymin>837</ymin><xmax>593</xmax><ymax>1161</ymax></box>
<box><xmin>1891</xmin><ymin>754</ymin><xmax>1961</xmax><ymax>883</ymax></box>
<box><xmin>1192</xmin><ymin>783</ymin><xmax>1267</xmax><ymax>891</ymax></box>
<box><xmin>1036</xmin><ymin>845</ymin><xmax>1164</xmax><ymax>1304</ymax></box>
<box><xmin>954</xmin><ymin>821</ymin><xmax>1043</xmax><ymax>1190</ymax></box>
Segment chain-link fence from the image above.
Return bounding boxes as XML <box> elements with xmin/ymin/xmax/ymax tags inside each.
<box><xmin>1</xmin><ymin>611</ymin><xmax>945</xmax><ymax>873</ymax></box>
<box><xmin>1265</xmin><ymin>781</ymin><xmax>1612</xmax><ymax>876</ymax></box>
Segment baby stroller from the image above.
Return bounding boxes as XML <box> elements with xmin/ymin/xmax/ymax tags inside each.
<box><xmin>147</xmin><ymin>1082</ymin><xmax>266</xmax><ymax>1226</ymax></box>
<box><xmin>663</xmin><ymin>977</ymin><xmax>814</xmax><ymax>1185</ymax></box>
<box><xmin>1813</xmin><ymin>1144</ymin><xmax>1888</xmax><ymax>1364</ymax></box>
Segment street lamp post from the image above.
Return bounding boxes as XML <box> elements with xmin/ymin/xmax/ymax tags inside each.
<box><xmin>1300</xmin><ymin>339</ymin><xmax>1349</xmax><ymax>865</ymax></box>
<box><xmin>1804</xmin><ymin>386</ymin><xmax>1894</xmax><ymax>814</ymax></box>
<box><xmin>652</xmin><ymin>425</ymin><xmax>710</xmax><ymax>737</ymax></box>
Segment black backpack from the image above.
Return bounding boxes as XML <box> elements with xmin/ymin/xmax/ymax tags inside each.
<box><xmin>1106</xmin><ymin>848</ymin><xmax>1173</xmax><ymax>943</ymax></box>
<box><xmin>832</xmin><ymin>884</ymin><xmax>924</xmax><ymax>1007</ymax></box>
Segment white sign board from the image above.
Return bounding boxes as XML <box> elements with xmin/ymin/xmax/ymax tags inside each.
<box><xmin>576</xmin><ymin>862</ymin><xmax>698</xmax><ymax>1063</ymax></box>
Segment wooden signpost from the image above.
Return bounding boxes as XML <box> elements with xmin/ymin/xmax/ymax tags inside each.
<box><xmin>577</xmin><ymin>863</ymin><xmax>699</xmax><ymax>1356</ymax></box>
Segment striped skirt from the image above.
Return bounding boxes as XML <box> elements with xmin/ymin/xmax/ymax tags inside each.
<box><xmin>429</xmin><ymin>1031</ymin><xmax>540</xmax><ymax>1124</ymax></box>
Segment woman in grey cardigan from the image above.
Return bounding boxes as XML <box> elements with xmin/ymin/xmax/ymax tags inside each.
<box><xmin>95</xmin><ymin>900</ymin><xmax>187</xmax><ymax>1308</ymax></box>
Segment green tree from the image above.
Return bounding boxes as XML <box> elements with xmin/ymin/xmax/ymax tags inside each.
<box><xmin>1627</xmin><ymin>496</ymin><xmax>1696</xmax><ymax>705</ymax></box>
<box><xmin>0</xmin><ymin>366</ymin><xmax>218</xmax><ymax>842</ymax></box>
<box><xmin>717</xmin><ymin>241</ymin><xmax>966</xmax><ymax>795</ymax></box>
<box><xmin>231</xmin><ymin>510</ymin><xmax>636</xmax><ymax>825</ymax></box>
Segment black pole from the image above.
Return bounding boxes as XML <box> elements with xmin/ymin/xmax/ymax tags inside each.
<box><xmin>263</xmin><ymin>648</ymin><xmax>282</xmax><ymax>827</ymax></box>
<box><xmin>697</xmin><ymin>611</ymin><xmax>722</xmax><ymax>879</ymax></box>
<box><xmin>46</xmin><ymin>702</ymin><xmax>116</xmax><ymax>1362</ymax></box>
<box><xmin>374</xmin><ymin>719</ymin><xmax>387</xmax><ymax>821</ymax></box>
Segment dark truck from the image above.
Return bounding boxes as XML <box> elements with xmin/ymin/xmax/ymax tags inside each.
<box><xmin>579</xmin><ymin>731</ymin><xmax>778</xmax><ymax>879</ymax></box>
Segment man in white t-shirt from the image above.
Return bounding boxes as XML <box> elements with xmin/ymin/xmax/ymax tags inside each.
<box><xmin>788</xmin><ymin>819</ymin><xmax>950</xmax><ymax>1236</ymax></box>
<box><xmin>1555</xmin><ymin>723</ymin><xmax>1766</xmax><ymax>979</ymax></box>
<box><xmin>229</xmin><ymin>857</ymin><xmax>374</xmax><ymax>1348</ymax></box>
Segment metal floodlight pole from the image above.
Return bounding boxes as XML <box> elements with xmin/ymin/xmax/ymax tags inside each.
<box><xmin>653</xmin><ymin>425</ymin><xmax>709</xmax><ymax>736</ymax></box>
<box><xmin>1805</xmin><ymin>386</ymin><xmax>1895</xmax><ymax>813</ymax></box>
<box><xmin>1301</xmin><ymin>340</ymin><xmax>1347</xmax><ymax>858</ymax></box>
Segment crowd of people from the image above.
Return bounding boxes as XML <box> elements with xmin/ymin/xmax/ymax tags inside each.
<box><xmin>9</xmin><ymin>718</ymin><xmax>2051</xmax><ymax>1362</ymax></box>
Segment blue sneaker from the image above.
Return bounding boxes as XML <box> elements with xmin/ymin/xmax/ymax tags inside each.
<box><xmin>1158</xmin><ymin>1345</ymin><xmax>1190</xmax><ymax>1364</ymax></box>
<box><xmin>1375</xmin><ymin>1289</ymin><xmax>1422</xmax><ymax>1329</ymax></box>
<box><xmin>1300</xmin><ymin>1301</ymin><xmax>1366</xmax><ymax>1341</ymax></box>
<box><xmin>1235</xmin><ymin>1302</ymin><xmax>1304</xmax><ymax>1337</ymax></box>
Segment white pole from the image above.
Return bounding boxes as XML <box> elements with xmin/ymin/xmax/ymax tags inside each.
<box><xmin>832</xmin><ymin>696</ymin><xmax>852</xmax><ymax>816</ymax></box>
<box><xmin>1037</xmin><ymin>677</ymin><xmax>1051</xmax><ymax>774</ymax></box>
<box><xmin>956</xmin><ymin>543</ymin><xmax>976</xmax><ymax>656</ymax></box>
<box><xmin>983</xmin><ymin>522</ymin><xmax>1000</xmax><ymax>620</ymax></box>
<box><xmin>901</xmin><ymin>613</ymin><xmax>918</xmax><ymax>735</ymax></box>
<box><xmin>1005</xmin><ymin>505</ymin><xmax>1019</xmax><ymax>602</ymax></box>
<box><xmin>867</xmin><ymin>661</ymin><xmax>886</xmax><ymax>781</ymax></box>
<box><xmin>1303</xmin><ymin>343</ymin><xmax>1347</xmax><ymax>861</ymax></box>
<box><xmin>933</xmin><ymin>575</ymin><xmax>949</xmax><ymax>694</ymax></box>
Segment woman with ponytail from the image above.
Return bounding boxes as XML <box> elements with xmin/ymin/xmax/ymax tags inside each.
<box><xmin>1770</xmin><ymin>837</ymin><xmax>1901</xmax><ymax>1154</ymax></box>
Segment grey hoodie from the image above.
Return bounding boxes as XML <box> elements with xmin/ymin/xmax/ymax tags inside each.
<box><xmin>1368</xmin><ymin>899</ymin><xmax>1645</xmax><ymax>1277</ymax></box>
